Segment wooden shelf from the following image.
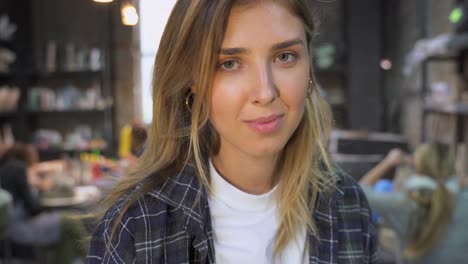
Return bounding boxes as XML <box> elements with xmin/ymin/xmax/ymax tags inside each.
<box><xmin>0</xmin><ymin>73</ymin><xmax>13</xmax><ymax>79</ymax></box>
<box><xmin>422</xmin><ymin>34</ymin><xmax>468</xmax><ymax>62</ymax></box>
<box><xmin>27</xmin><ymin>108</ymin><xmax>109</xmax><ymax>114</ymax></box>
<box><xmin>34</xmin><ymin>70</ymin><xmax>102</xmax><ymax>79</ymax></box>
<box><xmin>423</xmin><ymin>102</ymin><xmax>468</xmax><ymax>116</ymax></box>
<box><xmin>3</xmin><ymin>0</ymin><xmax>116</xmax><ymax>155</ymax></box>
<box><xmin>39</xmin><ymin>146</ymin><xmax>105</xmax><ymax>153</ymax></box>
<box><xmin>38</xmin><ymin>146</ymin><xmax>107</xmax><ymax>161</ymax></box>
<box><xmin>420</xmin><ymin>34</ymin><xmax>468</xmax><ymax>142</ymax></box>
<box><xmin>447</xmin><ymin>33</ymin><xmax>468</xmax><ymax>52</ymax></box>
<box><xmin>424</xmin><ymin>54</ymin><xmax>458</xmax><ymax>62</ymax></box>
<box><xmin>0</xmin><ymin>111</ymin><xmax>17</xmax><ymax>118</ymax></box>
<box><xmin>0</xmin><ymin>40</ymin><xmax>14</xmax><ymax>48</ymax></box>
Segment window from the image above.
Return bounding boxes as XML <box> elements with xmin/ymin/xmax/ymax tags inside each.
<box><xmin>139</xmin><ymin>0</ymin><xmax>177</xmax><ymax>124</ymax></box>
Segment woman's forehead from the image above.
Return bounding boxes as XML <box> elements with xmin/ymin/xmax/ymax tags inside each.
<box><xmin>221</xmin><ymin>1</ymin><xmax>304</xmax><ymax>48</ymax></box>
<box><xmin>233</xmin><ymin>0</ymin><xmax>289</xmax><ymax>7</ymax></box>
<box><xmin>231</xmin><ymin>0</ymin><xmax>294</xmax><ymax>16</ymax></box>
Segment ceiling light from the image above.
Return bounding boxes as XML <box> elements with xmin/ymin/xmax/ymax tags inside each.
<box><xmin>121</xmin><ymin>4</ymin><xmax>139</xmax><ymax>26</ymax></box>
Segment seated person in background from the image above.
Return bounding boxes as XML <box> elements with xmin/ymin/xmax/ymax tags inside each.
<box><xmin>359</xmin><ymin>142</ymin><xmax>468</xmax><ymax>264</ymax></box>
<box><xmin>131</xmin><ymin>120</ymin><xmax>148</xmax><ymax>157</ymax></box>
<box><xmin>118</xmin><ymin>120</ymin><xmax>148</xmax><ymax>169</ymax></box>
<box><xmin>3</xmin><ymin>143</ymin><xmax>55</xmax><ymax>194</ymax></box>
<box><xmin>0</xmin><ymin>143</ymin><xmax>86</xmax><ymax>264</ymax></box>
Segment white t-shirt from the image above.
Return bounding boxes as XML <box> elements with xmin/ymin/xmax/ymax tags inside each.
<box><xmin>208</xmin><ymin>160</ymin><xmax>307</xmax><ymax>264</ymax></box>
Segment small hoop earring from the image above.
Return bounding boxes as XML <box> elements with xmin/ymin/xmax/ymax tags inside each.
<box><xmin>307</xmin><ymin>78</ymin><xmax>313</xmax><ymax>95</ymax></box>
<box><xmin>185</xmin><ymin>92</ymin><xmax>194</xmax><ymax>112</ymax></box>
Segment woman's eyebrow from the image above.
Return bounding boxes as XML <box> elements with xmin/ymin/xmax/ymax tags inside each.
<box><xmin>271</xmin><ymin>38</ymin><xmax>304</xmax><ymax>50</ymax></box>
<box><xmin>219</xmin><ymin>38</ymin><xmax>304</xmax><ymax>56</ymax></box>
<box><xmin>220</xmin><ymin>47</ymin><xmax>248</xmax><ymax>56</ymax></box>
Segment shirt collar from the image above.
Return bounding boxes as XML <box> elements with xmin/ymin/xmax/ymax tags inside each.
<box><xmin>146</xmin><ymin>164</ymin><xmax>346</xmax><ymax>232</ymax></box>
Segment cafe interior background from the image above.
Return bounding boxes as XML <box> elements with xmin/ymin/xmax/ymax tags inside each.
<box><xmin>0</xmin><ymin>0</ymin><xmax>467</xmax><ymax>263</ymax></box>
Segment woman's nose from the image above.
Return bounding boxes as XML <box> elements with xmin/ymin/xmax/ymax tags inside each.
<box><xmin>250</xmin><ymin>65</ymin><xmax>279</xmax><ymax>105</ymax></box>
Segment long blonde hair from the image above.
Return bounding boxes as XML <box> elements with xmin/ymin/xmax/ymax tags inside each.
<box><xmin>405</xmin><ymin>142</ymin><xmax>455</xmax><ymax>258</ymax></box>
<box><xmin>104</xmin><ymin>0</ymin><xmax>335</xmax><ymax>255</ymax></box>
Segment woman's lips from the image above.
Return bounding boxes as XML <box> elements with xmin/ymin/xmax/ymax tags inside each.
<box><xmin>244</xmin><ymin>114</ymin><xmax>284</xmax><ymax>133</ymax></box>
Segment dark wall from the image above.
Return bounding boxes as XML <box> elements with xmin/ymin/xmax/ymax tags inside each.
<box><xmin>346</xmin><ymin>0</ymin><xmax>383</xmax><ymax>131</ymax></box>
<box><xmin>1</xmin><ymin>0</ymin><xmax>34</xmax><ymax>74</ymax></box>
<box><xmin>0</xmin><ymin>0</ymin><xmax>34</xmax><ymax>141</ymax></box>
<box><xmin>382</xmin><ymin>0</ymin><xmax>424</xmax><ymax>136</ymax></box>
<box><xmin>311</xmin><ymin>1</ymin><xmax>348</xmax><ymax>128</ymax></box>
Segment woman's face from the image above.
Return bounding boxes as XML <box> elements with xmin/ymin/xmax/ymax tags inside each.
<box><xmin>210</xmin><ymin>1</ymin><xmax>310</xmax><ymax>159</ymax></box>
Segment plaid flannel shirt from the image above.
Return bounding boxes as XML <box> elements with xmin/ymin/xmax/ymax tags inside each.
<box><xmin>87</xmin><ymin>166</ymin><xmax>378</xmax><ymax>264</ymax></box>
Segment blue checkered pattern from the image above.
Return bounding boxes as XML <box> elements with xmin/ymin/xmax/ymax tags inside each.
<box><xmin>87</xmin><ymin>167</ymin><xmax>378</xmax><ymax>263</ymax></box>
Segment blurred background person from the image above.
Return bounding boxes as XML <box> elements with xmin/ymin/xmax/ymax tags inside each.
<box><xmin>359</xmin><ymin>142</ymin><xmax>468</xmax><ymax>264</ymax></box>
<box><xmin>0</xmin><ymin>142</ymin><xmax>86</xmax><ymax>264</ymax></box>
<box><xmin>4</xmin><ymin>143</ymin><xmax>55</xmax><ymax>194</ymax></box>
<box><xmin>130</xmin><ymin>119</ymin><xmax>148</xmax><ymax>158</ymax></box>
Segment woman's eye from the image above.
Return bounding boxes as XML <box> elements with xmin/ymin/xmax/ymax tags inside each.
<box><xmin>275</xmin><ymin>53</ymin><xmax>296</xmax><ymax>63</ymax></box>
<box><xmin>219</xmin><ymin>60</ymin><xmax>240</xmax><ymax>71</ymax></box>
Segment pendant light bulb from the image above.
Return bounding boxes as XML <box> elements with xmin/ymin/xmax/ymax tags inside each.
<box><xmin>93</xmin><ymin>0</ymin><xmax>114</xmax><ymax>3</ymax></box>
<box><xmin>121</xmin><ymin>4</ymin><xmax>139</xmax><ymax>26</ymax></box>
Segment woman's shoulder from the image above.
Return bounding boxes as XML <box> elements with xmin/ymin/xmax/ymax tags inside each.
<box><xmin>145</xmin><ymin>165</ymin><xmax>206</xmax><ymax>209</ymax></box>
<box><xmin>92</xmin><ymin>189</ymin><xmax>172</xmax><ymax>243</ymax></box>
<box><xmin>315</xmin><ymin>168</ymin><xmax>373</xmax><ymax>225</ymax></box>
<box><xmin>93</xmin><ymin>165</ymin><xmax>207</xmax><ymax>236</ymax></box>
<box><xmin>325</xmin><ymin>169</ymin><xmax>374</xmax><ymax>224</ymax></box>
<box><xmin>88</xmin><ymin>166</ymin><xmax>207</xmax><ymax>263</ymax></box>
<box><xmin>314</xmin><ymin>168</ymin><xmax>378</xmax><ymax>262</ymax></box>
<box><xmin>327</xmin><ymin>168</ymin><xmax>368</xmax><ymax>206</ymax></box>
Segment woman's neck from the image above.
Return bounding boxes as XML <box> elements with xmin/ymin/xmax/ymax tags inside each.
<box><xmin>211</xmin><ymin>148</ymin><xmax>280</xmax><ymax>195</ymax></box>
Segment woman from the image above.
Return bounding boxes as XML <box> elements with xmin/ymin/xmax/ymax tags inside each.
<box><xmin>87</xmin><ymin>1</ymin><xmax>377</xmax><ymax>263</ymax></box>
<box><xmin>360</xmin><ymin>143</ymin><xmax>467</xmax><ymax>263</ymax></box>
<box><xmin>0</xmin><ymin>143</ymin><xmax>86</xmax><ymax>264</ymax></box>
